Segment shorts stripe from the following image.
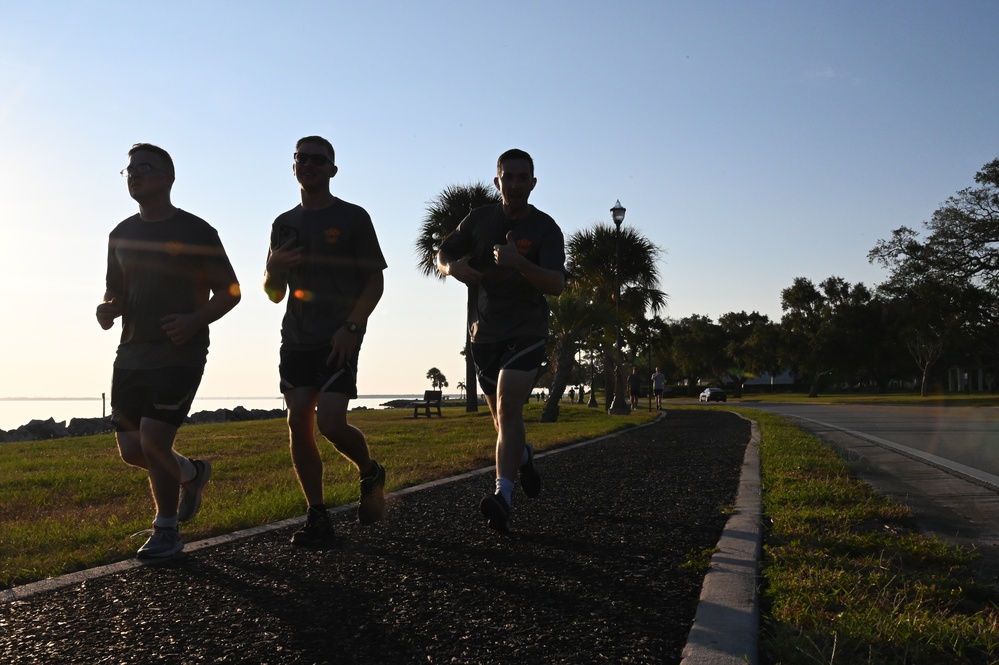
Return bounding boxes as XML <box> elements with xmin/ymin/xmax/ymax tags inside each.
<box><xmin>500</xmin><ymin>340</ymin><xmax>545</xmax><ymax>371</ymax></box>
<box><xmin>151</xmin><ymin>387</ymin><xmax>196</xmax><ymax>412</ymax></box>
<box><xmin>319</xmin><ymin>367</ymin><xmax>348</xmax><ymax>393</ymax></box>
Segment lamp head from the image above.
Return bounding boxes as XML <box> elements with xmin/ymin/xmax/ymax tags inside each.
<box><xmin>611</xmin><ymin>200</ymin><xmax>626</xmax><ymax>227</ymax></box>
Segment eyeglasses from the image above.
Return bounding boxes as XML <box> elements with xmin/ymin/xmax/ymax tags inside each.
<box><xmin>120</xmin><ymin>163</ymin><xmax>165</xmax><ymax>177</ymax></box>
<box><xmin>294</xmin><ymin>152</ymin><xmax>334</xmax><ymax>167</ymax></box>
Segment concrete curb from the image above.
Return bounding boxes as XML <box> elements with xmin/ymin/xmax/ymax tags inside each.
<box><xmin>681</xmin><ymin>416</ymin><xmax>761</xmax><ymax>665</ymax></box>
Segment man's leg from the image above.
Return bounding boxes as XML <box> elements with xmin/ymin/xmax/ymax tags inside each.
<box><xmin>316</xmin><ymin>392</ymin><xmax>372</xmax><ymax>473</ymax></box>
<box><xmin>285</xmin><ymin>387</ymin><xmax>339</xmax><ymax>546</ymax></box>
<box><xmin>285</xmin><ymin>387</ymin><xmax>323</xmax><ymax>506</ymax></box>
<box><xmin>117</xmin><ymin>432</ymin><xmax>197</xmax><ymax>481</ymax></box>
<box><xmin>316</xmin><ymin>392</ymin><xmax>386</xmax><ymax>525</ymax></box>
<box><xmin>492</xmin><ymin>367</ymin><xmax>538</xmax><ymax>490</ymax></box>
<box><xmin>138</xmin><ymin>418</ymin><xmax>184</xmax><ymax>518</ymax></box>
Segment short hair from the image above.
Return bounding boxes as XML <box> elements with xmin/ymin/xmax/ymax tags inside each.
<box><xmin>296</xmin><ymin>135</ymin><xmax>335</xmax><ymax>163</ymax></box>
<box><xmin>128</xmin><ymin>143</ymin><xmax>174</xmax><ymax>176</ymax></box>
<box><xmin>497</xmin><ymin>148</ymin><xmax>534</xmax><ymax>177</ymax></box>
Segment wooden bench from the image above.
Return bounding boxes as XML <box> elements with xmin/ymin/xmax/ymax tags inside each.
<box><xmin>411</xmin><ymin>390</ymin><xmax>443</xmax><ymax>418</ymax></box>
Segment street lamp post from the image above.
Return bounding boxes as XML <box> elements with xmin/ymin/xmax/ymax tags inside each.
<box><xmin>587</xmin><ymin>344</ymin><xmax>598</xmax><ymax>407</ymax></box>
<box><xmin>608</xmin><ymin>200</ymin><xmax>631</xmax><ymax>415</ymax></box>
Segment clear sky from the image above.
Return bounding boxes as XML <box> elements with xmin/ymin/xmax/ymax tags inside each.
<box><xmin>2</xmin><ymin>1</ymin><xmax>998</xmax><ymax>399</ymax></box>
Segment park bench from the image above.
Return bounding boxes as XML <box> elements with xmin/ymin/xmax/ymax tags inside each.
<box><xmin>411</xmin><ymin>390</ymin><xmax>443</xmax><ymax>418</ymax></box>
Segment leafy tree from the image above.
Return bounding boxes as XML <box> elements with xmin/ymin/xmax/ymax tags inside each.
<box><xmin>717</xmin><ymin>311</ymin><xmax>772</xmax><ymax>396</ymax></box>
<box><xmin>869</xmin><ymin>160</ymin><xmax>999</xmax><ymax>394</ymax></box>
<box><xmin>740</xmin><ymin>314</ymin><xmax>784</xmax><ymax>393</ymax></box>
<box><xmin>780</xmin><ymin>276</ymin><xmax>877</xmax><ymax>397</ymax></box>
<box><xmin>414</xmin><ymin>183</ymin><xmax>501</xmax><ymax>412</ymax></box>
<box><xmin>874</xmin><ymin>158</ymin><xmax>999</xmax><ymax>293</ymax></box>
<box><xmin>426</xmin><ymin>367</ymin><xmax>448</xmax><ymax>391</ymax></box>
<box><xmin>668</xmin><ymin>315</ymin><xmax>725</xmax><ymax>394</ymax></box>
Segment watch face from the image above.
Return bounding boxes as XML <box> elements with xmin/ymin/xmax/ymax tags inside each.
<box><xmin>347</xmin><ymin>322</ymin><xmax>358</xmax><ymax>333</ymax></box>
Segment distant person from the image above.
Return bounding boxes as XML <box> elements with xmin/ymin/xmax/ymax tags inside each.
<box><xmin>629</xmin><ymin>366</ymin><xmax>642</xmax><ymax>410</ymax></box>
<box><xmin>651</xmin><ymin>367</ymin><xmax>666</xmax><ymax>411</ymax></box>
<box><xmin>568</xmin><ymin>387</ymin><xmax>575</xmax><ymax>402</ymax></box>
<box><xmin>97</xmin><ymin>143</ymin><xmax>241</xmax><ymax>559</ymax></box>
<box><xmin>264</xmin><ymin>135</ymin><xmax>388</xmax><ymax>548</ymax></box>
<box><xmin>437</xmin><ymin>148</ymin><xmax>566</xmax><ymax>534</ymax></box>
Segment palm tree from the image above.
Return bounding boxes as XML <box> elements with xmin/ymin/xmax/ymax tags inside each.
<box><xmin>414</xmin><ymin>183</ymin><xmax>501</xmax><ymax>412</ymax></box>
<box><xmin>426</xmin><ymin>367</ymin><xmax>448</xmax><ymax>391</ymax></box>
<box><xmin>541</xmin><ymin>289</ymin><xmax>613</xmax><ymax>422</ymax></box>
<box><xmin>456</xmin><ymin>381</ymin><xmax>466</xmax><ymax>400</ymax></box>
<box><xmin>566</xmin><ymin>223</ymin><xmax>667</xmax><ymax>409</ymax></box>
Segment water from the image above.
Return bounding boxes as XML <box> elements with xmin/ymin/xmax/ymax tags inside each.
<box><xmin>0</xmin><ymin>395</ymin><xmax>443</xmax><ymax>431</ymax></box>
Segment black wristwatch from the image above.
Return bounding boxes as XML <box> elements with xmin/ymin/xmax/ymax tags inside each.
<box><xmin>345</xmin><ymin>321</ymin><xmax>361</xmax><ymax>334</ymax></box>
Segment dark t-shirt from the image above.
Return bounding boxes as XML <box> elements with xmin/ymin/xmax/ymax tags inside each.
<box><xmin>269</xmin><ymin>198</ymin><xmax>387</xmax><ymax>349</ymax></box>
<box><xmin>106</xmin><ymin>209</ymin><xmax>239</xmax><ymax>369</ymax></box>
<box><xmin>439</xmin><ymin>204</ymin><xmax>566</xmax><ymax>343</ymax></box>
<box><xmin>629</xmin><ymin>373</ymin><xmax>642</xmax><ymax>393</ymax></box>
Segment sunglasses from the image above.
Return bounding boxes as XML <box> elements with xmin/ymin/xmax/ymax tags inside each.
<box><xmin>294</xmin><ymin>152</ymin><xmax>334</xmax><ymax>167</ymax></box>
<box><xmin>119</xmin><ymin>163</ymin><xmax>166</xmax><ymax>177</ymax></box>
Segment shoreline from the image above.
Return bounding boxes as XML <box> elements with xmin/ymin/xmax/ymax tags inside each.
<box><xmin>0</xmin><ymin>395</ymin><xmax>479</xmax><ymax>443</ymax></box>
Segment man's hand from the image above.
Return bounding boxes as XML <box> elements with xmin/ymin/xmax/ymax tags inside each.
<box><xmin>160</xmin><ymin>313</ymin><xmax>202</xmax><ymax>345</ymax></box>
<box><xmin>327</xmin><ymin>325</ymin><xmax>359</xmax><ymax>369</ymax></box>
<box><xmin>96</xmin><ymin>298</ymin><xmax>121</xmax><ymax>330</ymax></box>
<box><xmin>266</xmin><ymin>238</ymin><xmax>304</xmax><ymax>274</ymax></box>
<box><xmin>444</xmin><ymin>257</ymin><xmax>483</xmax><ymax>286</ymax></box>
<box><xmin>493</xmin><ymin>231</ymin><xmax>525</xmax><ymax>269</ymax></box>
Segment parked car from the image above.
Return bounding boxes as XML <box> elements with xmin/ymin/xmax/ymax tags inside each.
<box><xmin>699</xmin><ymin>388</ymin><xmax>727</xmax><ymax>403</ymax></box>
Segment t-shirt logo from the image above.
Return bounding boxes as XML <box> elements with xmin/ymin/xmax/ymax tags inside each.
<box><xmin>516</xmin><ymin>238</ymin><xmax>531</xmax><ymax>255</ymax></box>
<box><xmin>324</xmin><ymin>227</ymin><xmax>341</xmax><ymax>244</ymax></box>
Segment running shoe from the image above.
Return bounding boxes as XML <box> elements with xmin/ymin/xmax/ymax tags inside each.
<box><xmin>519</xmin><ymin>444</ymin><xmax>541</xmax><ymax>498</ymax></box>
<box><xmin>134</xmin><ymin>526</ymin><xmax>184</xmax><ymax>559</ymax></box>
<box><xmin>357</xmin><ymin>460</ymin><xmax>386</xmax><ymax>525</ymax></box>
<box><xmin>291</xmin><ymin>507</ymin><xmax>335</xmax><ymax>548</ymax></box>
<box><xmin>480</xmin><ymin>492</ymin><xmax>511</xmax><ymax>534</ymax></box>
<box><xmin>178</xmin><ymin>459</ymin><xmax>212</xmax><ymax>522</ymax></box>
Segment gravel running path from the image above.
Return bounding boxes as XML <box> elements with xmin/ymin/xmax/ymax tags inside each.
<box><xmin>0</xmin><ymin>410</ymin><xmax>750</xmax><ymax>664</ymax></box>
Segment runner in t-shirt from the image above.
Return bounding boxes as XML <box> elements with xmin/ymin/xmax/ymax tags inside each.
<box><xmin>264</xmin><ymin>136</ymin><xmax>387</xmax><ymax>548</ymax></box>
<box><xmin>98</xmin><ymin>143</ymin><xmax>241</xmax><ymax>559</ymax></box>
<box><xmin>437</xmin><ymin>148</ymin><xmax>566</xmax><ymax>534</ymax></box>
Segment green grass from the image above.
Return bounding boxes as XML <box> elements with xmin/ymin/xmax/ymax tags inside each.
<box><xmin>725</xmin><ymin>407</ymin><xmax>999</xmax><ymax>665</ymax></box>
<box><xmin>0</xmin><ymin>403</ymin><xmax>655</xmax><ymax>588</ymax></box>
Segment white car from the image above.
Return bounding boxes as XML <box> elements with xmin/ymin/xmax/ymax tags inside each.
<box><xmin>699</xmin><ymin>388</ymin><xmax>727</xmax><ymax>403</ymax></box>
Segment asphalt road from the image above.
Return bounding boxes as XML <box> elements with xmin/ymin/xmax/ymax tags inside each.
<box><xmin>744</xmin><ymin>402</ymin><xmax>999</xmax><ymax>482</ymax></box>
<box><xmin>740</xmin><ymin>400</ymin><xmax>999</xmax><ymax>579</ymax></box>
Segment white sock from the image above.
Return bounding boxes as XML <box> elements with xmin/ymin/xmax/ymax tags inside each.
<box><xmin>153</xmin><ymin>514</ymin><xmax>179</xmax><ymax>529</ymax></box>
<box><xmin>496</xmin><ymin>477</ymin><xmax>514</xmax><ymax>505</ymax></box>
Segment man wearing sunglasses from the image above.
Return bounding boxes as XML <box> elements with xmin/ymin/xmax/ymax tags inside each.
<box><xmin>436</xmin><ymin>149</ymin><xmax>566</xmax><ymax>534</ymax></box>
<box><xmin>97</xmin><ymin>143</ymin><xmax>241</xmax><ymax>559</ymax></box>
<box><xmin>264</xmin><ymin>136</ymin><xmax>388</xmax><ymax>548</ymax></box>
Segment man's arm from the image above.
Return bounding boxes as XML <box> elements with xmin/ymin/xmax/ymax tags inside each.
<box><xmin>327</xmin><ymin>270</ymin><xmax>385</xmax><ymax>368</ymax></box>
<box><xmin>264</xmin><ymin>239</ymin><xmax>302</xmax><ymax>303</ymax></box>
<box><xmin>493</xmin><ymin>231</ymin><xmax>565</xmax><ymax>296</ymax></box>
<box><xmin>96</xmin><ymin>289</ymin><xmax>122</xmax><ymax>330</ymax></box>
<box><xmin>160</xmin><ymin>280</ymin><xmax>241</xmax><ymax>346</ymax></box>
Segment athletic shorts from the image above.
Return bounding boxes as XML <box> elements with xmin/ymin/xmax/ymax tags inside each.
<box><xmin>111</xmin><ymin>365</ymin><xmax>203</xmax><ymax>431</ymax></box>
<box><xmin>279</xmin><ymin>345</ymin><xmax>359</xmax><ymax>398</ymax></box>
<box><xmin>470</xmin><ymin>337</ymin><xmax>546</xmax><ymax>397</ymax></box>
<box><xmin>654</xmin><ymin>388</ymin><xmax>664</xmax><ymax>396</ymax></box>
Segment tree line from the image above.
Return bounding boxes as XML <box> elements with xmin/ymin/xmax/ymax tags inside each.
<box><xmin>415</xmin><ymin>158</ymin><xmax>999</xmax><ymax>420</ymax></box>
